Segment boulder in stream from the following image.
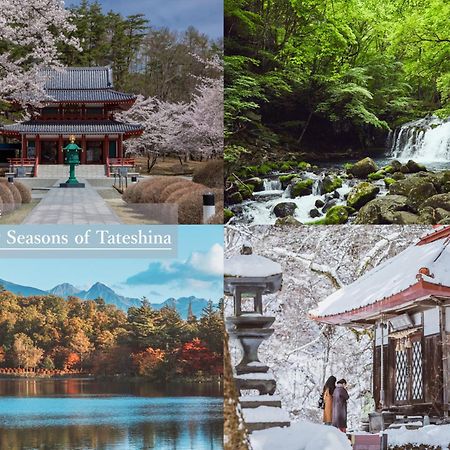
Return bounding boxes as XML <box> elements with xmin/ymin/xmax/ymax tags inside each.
<box><xmin>291</xmin><ymin>179</ymin><xmax>314</xmax><ymax>198</ymax></box>
<box><xmin>347</xmin><ymin>182</ymin><xmax>380</xmax><ymax>210</ymax></box>
<box><xmin>348</xmin><ymin>157</ymin><xmax>378</xmax><ymax>178</ymax></box>
<box><xmin>273</xmin><ymin>202</ymin><xmax>298</xmax><ymax>218</ymax></box>
<box><xmin>354</xmin><ymin>195</ymin><xmax>410</xmax><ymax>224</ymax></box>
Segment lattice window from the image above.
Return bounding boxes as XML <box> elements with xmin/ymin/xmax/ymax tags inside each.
<box><xmin>395</xmin><ymin>350</ymin><xmax>408</xmax><ymax>402</ymax></box>
<box><xmin>411</xmin><ymin>341</ymin><xmax>423</xmax><ymax>400</ymax></box>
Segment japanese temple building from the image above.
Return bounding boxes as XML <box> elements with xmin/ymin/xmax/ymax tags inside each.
<box><xmin>0</xmin><ymin>67</ymin><xmax>143</xmax><ymax>168</ymax></box>
<box><xmin>311</xmin><ymin>226</ymin><xmax>450</xmax><ymax>419</ymax></box>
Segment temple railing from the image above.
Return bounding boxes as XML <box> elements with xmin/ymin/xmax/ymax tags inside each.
<box><xmin>8</xmin><ymin>158</ymin><xmax>38</xmax><ymax>177</ymax></box>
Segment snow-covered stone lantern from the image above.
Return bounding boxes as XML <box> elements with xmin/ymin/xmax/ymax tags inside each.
<box><xmin>225</xmin><ymin>244</ymin><xmax>290</xmax><ymax>432</ymax></box>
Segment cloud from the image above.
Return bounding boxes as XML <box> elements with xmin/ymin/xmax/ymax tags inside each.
<box><xmin>126</xmin><ymin>244</ymin><xmax>223</xmax><ymax>286</ymax></box>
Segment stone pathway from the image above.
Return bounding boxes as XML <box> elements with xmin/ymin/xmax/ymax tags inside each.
<box><xmin>22</xmin><ymin>179</ymin><xmax>122</xmax><ymax>224</ymax></box>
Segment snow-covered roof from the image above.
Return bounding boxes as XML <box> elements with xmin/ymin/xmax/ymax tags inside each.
<box><xmin>311</xmin><ymin>227</ymin><xmax>450</xmax><ymax>324</ymax></box>
<box><xmin>224</xmin><ymin>253</ymin><xmax>282</xmax><ymax>278</ymax></box>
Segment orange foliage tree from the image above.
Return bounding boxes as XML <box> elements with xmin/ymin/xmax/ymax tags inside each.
<box><xmin>178</xmin><ymin>338</ymin><xmax>222</xmax><ymax>375</ymax></box>
<box><xmin>131</xmin><ymin>347</ymin><xmax>165</xmax><ymax>376</ymax></box>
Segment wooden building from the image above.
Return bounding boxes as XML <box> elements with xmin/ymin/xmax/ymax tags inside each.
<box><xmin>311</xmin><ymin>226</ymin><xmax>450</xmax><ymax>419</ymax></box>
<box><xmin>0</xmin><ymin>67</ymin><xmax>143</xmax><ymax>167</ymax></box>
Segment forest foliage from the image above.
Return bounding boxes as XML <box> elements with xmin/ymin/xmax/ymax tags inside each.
<box><xmin>224</xmin><ymin>0</ymin><xmax>450</xmax><ymax>156</ymax></box>
<box><xmin>0</xmin><ymin>291</ymin><xmax>223</xmax><ymax>380</ymax></box>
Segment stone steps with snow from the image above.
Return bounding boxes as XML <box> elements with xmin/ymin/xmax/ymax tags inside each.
<box><xmin>38</xmin><ymin>164</ymin><xmax>107</xmax><ymax>179</ymax></box>
<box><xmin>242</xmin><ymin>405</ymin><xmax>290</xmax><ymax>432</ymax></box>
<box><xmin>235</xmin><ymin>371</ymin><xmax>277</xmax><ymax>395</ymax></box>
<box><xmin>239</xmin><ymin>395</ymin><xmax>282</xmax><ymax>409</ymax></box>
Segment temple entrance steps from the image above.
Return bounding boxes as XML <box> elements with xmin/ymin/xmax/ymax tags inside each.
<box><xmin>37</xmin><ymin>164</ymin><xmax>107</xmax><ymax>178</ymax></box>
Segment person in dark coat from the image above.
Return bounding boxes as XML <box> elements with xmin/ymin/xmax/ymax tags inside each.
<box><xmin>332</xmin><ymin>379</ymin><xmax>349</xmax><ymax>432</ymax></box>
<box><xmin>322</xmin><ymin>376</ymin><xmax>336</xmax><ymax>425</ymax></box>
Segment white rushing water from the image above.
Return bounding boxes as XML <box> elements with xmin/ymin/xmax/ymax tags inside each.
<box><xmin>238</xmin><ymin>177</ymin><xmax>353</xmax><ymax>225</ymax></box>
<box><xmin>389</xmin><ymin>115</ymin><xmax>450</xmax><ymax>162</ymax></box>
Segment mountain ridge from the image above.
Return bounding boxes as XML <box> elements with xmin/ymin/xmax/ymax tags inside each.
<box><xmin>0</xmin><ymin>279</ymin><xmax>210</xmax><ymax>319</ymax></box>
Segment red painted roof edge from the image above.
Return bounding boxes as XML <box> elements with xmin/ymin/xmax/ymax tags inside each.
<box><xmin>417</xmin><ymin>226</ymin><xmax>450</xmax><ymax>246</ymax></box>
<box><xmin>311</xmin><ymin>279</ymin><xmax>450</xmax><ymax>325</ymax></box>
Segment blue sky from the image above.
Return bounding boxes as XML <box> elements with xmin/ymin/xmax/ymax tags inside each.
<box><xmin>68</xmin><ymin>0</ymin><xmax>223</xmax><ymax>38</ymax></box>
<box><xmin>0</xmin><ymin>226</ymin><xmax>224</xmax><ymax>303</ymax></box>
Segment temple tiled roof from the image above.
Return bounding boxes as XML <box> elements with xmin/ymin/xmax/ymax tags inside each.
<box><xmin>42</xmin><ymin>67</ymin><xmax>114</xmax><ymax>89</ymax></box>
<box><xmin>46</xmin><ymin>89</ymin><xmax>136</xmax><ymax>103</ymax></box>
<box><xmin>1</xmin><ymin>120</ymin><xmax>143</xmax><ymax>135</ymax></box>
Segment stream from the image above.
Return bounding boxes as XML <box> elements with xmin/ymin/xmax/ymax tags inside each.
<box><xmin>230</xmin><ymin>116</ymin><xmax>450</xmax><ymax>225</ymax></box>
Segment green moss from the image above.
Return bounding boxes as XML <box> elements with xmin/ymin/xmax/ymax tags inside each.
<box><xmin>279</xmin><ymin>174</ymin><xmax>298</xmax><ymax>184</ymax></box>
<box><xmin>382</xmin><ymin>165</ymin><xmax>394</xmax><ymax>174</ymax></box>
<box><xmin>344</xmin><ymin>163</ymin><xmax>354</xmax><ymax>171</ymax></box>
<box><xmin>384</xmin><ymin>177</ymin><xmax>396</xmax><ymax>187</ymax></box>
<box><xmin>224</xmin><ymin>208</ymin><xmax>234</xmax><ymax>223</ymax></box>
<box><xmin>279</xmin><ymin>162</ymin><xmax>293</xmax><ymax>171</ymax></box>
<box><xmin>291</xmin><ymin>179</ymin><xmax>314</xmax><ymax>198</ymax></box>
<box><xmin>368</xmin><ymin>170</ymin><xmax>386</xmax><ymax>181</ymax></box>
<box><xmin>239</xmin><ymin>184</ymin><xmax>254</xmax><ymax>200</ymax></box>
<box><xmin>324</xmin><ymin>205</ymin><xmax>353</xmax><ymax>224</ymax></box>
<box><xmin>322</xmin><ymin>176</ymin><xmax>343</xmax><ymax>194</ymax></box>
<box><xmin>257</xmin><ymin>163</ymin><xmax>272</xmax><ymax>175</ymax></box>
<box><xmin>298</xmin><ymin>161</ymin><xmax>312</xmax><ymax>171</ymax></box>
<box><xmin>228</xmin><ymin>192</ymin><xmax>243</xmax><ymax>204</ymax></box>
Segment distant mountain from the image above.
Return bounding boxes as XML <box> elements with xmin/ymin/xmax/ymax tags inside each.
<box><xmin>0</xmin><ymin>279</ymin><xmax>209</xmax><ymax>319</ymax></box>
<box><xmin>48</xmin><ymin>283</ymin><xmax>81</xmax><ymax>297</ymax></box>
<box><xmin>156</xmin><ymin>296</ymin><xmax>209</xmax><ymax>319</ymax></box>
<box><xmin>0</xmin><ymin>278</ymin><xmax>46</xmax><ymax>296</ymax></box>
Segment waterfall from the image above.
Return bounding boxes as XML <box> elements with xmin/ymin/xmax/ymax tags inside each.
<box><xmin>389</xmin><ymin>116</ymin><xmax>450</xmax><ymax>162</ymax></box>
<box><xmin>263</xmin><ymin>179</ymin><xmax>282</xmax><ymax>191</ymax></box>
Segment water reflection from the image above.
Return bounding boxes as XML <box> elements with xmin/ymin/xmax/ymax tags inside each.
<box><xmin>0</xmin><ymin>379</ymin><xmax>223</xmax><ymax>450</ymax></box>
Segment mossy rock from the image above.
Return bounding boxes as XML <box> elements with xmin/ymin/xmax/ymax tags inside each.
<box><xmin>239</xmin><ymin>184</ymin><xmax>254</xmax><ymax>200</ymax></box>
<box><xmin>384</xmin><ymin>177</ymin><xmax>396</xmax><ymax>187</ymax></box>
<box><xmin>354</xmin><ymin>195</ymin><xmax>410</xmax><ymax>224</ymax></box>
<box><xmin>390</xmin><ymin>160</ymin><xmax>403</xmax><ymax>172</ymax></box>
<box><xmin>323</xmin><ymin>205</ymin><xmax>353</xmax><ymax>224</ymax></box>
<box><xmin>298</xmin><ymin>161</ymin><xmax>312</xmax><ymax>171</ymax></box>
<box><xmin>382</xmin><ymin>165</ymin><xmax>395</xmax><ymax>174</ymax></box>
<box><xmin>245</xmin><ymin>177</ymin><xmax>264</xmax><ymax>192</ymax></box>
<box><xmin>279</xmin><ymin>174</ymin><xmax>298</xmax><ymax>188</ymax></box>
<box><xmin>406</xmin><ymin>159</ymin><xmax>427</xmax><ymax>173</ymax></box>
<box><xmin>275</xmin><ymin>215</ymin><xmax>303</xmax><ymax>226</ymax></box>
<box><xmin>228</xmin><ymin>192</ymin><xmax>243</xmax><ymax>205</ymax></box>
<box><xmin>347</xmin><ymin>182</ymin><xmax>380</xmax><ymax>210</ymax></box>
<box><xmin>368</xmin><ymin>170</ymin><xmax>386</xmax><ymax>181</ymax></box>
<box><xmin>348</xmin><ymin>157</ymin><xmax>378</xmax><ymax>178</ymax></box>
<box><xmin>291</xmin><ymin>179</ymin><xmax>314</xmax><ymax>198</ymax></box>
<box><xmin>344</xmin><ymin>162</ymin><xmax>354</xmax><ymax>171</ymax></box>
<box><xmin>224</xmin><ymin>208</ymin><xmax>234</xmax><ymax>223</ymax></box>
<box><xmin>256</xmin><ymin>163</ymin><xmax>272</xmax><ymax>175</ymax></box>
<box><xmin>321</xmin><ymin>176</ymin><xmax>343</xmax><ymax>194</ymax></box>
<box><xmin>392</xmin><ymin>171</ymin><xmax>406</xmax><ymax>180</ymax></box>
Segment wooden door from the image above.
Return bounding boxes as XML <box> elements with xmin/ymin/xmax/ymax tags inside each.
<box><xmin>394</xmin><ymin>334</ymin><xmax>424</xmax><ymax>405</ymax></box>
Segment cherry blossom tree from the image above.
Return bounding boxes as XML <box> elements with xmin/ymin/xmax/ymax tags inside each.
<box><xmin>0</xmin><ymin>0</ymin><xmax>80</xmax><ymax>106</ymax></box>
<box><xmin>118</xmin><ymin>56</ymin><xmax>223</xmax><ymax>171</ymax></box>
<box><xmin>118</xmin><ymin>95</ymin><xmax>189</xmax><ymax>172</ymax></box>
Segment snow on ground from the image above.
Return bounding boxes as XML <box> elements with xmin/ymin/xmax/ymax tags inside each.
<box><xmin>225</xmin><ymin>225</ymin><xmax>429</xmax><ymax>427</ymax></box>
<box><xmin>249</xmin><ymin>421</ymin><xmax>352</xmax><ymax>450</ymax></box>
<box><xmin>386</xmin><ymin>425</ymin><xmax>450</xmax><ymax>449</ymax></box>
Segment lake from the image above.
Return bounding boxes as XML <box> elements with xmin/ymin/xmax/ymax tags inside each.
<box><xmin>0</xmin><ymin>378</ymin><xmax>223</xmax><ymax>450</ymax></box>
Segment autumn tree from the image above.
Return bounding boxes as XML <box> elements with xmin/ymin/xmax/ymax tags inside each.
<box><xmin>12</xmin><ymin>333</ymin><xmax>43</xmax><ymax>370</ymax></box>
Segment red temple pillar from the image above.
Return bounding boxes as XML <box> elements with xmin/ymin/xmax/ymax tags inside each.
<box><xmin>81</xmin><ymin>135</ymin><xmax>87</xmax><ymax>164</ymax></box>
<box><xmin>103</xmin><ymin>135</ymin><xmax>109</xmax><ymax>163</ymax></box>
<box><xmin>58</xmin><ymin>135</ymin><xmax>63</xmax><ymax>164</ymax></box>
<box><xmin>36</xmin><ymin>134</ymin><xmax>41</xmax><ymax>161</ymax></box>
<box><xmin>118</xmin><ymin>134</ymin><xmax>123</xmax><ymax>159</ymax></box>
<box><xmin>21</xmin><ymin>135</ymin><xmax>26</xmax><ymax>159</ymax></box>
